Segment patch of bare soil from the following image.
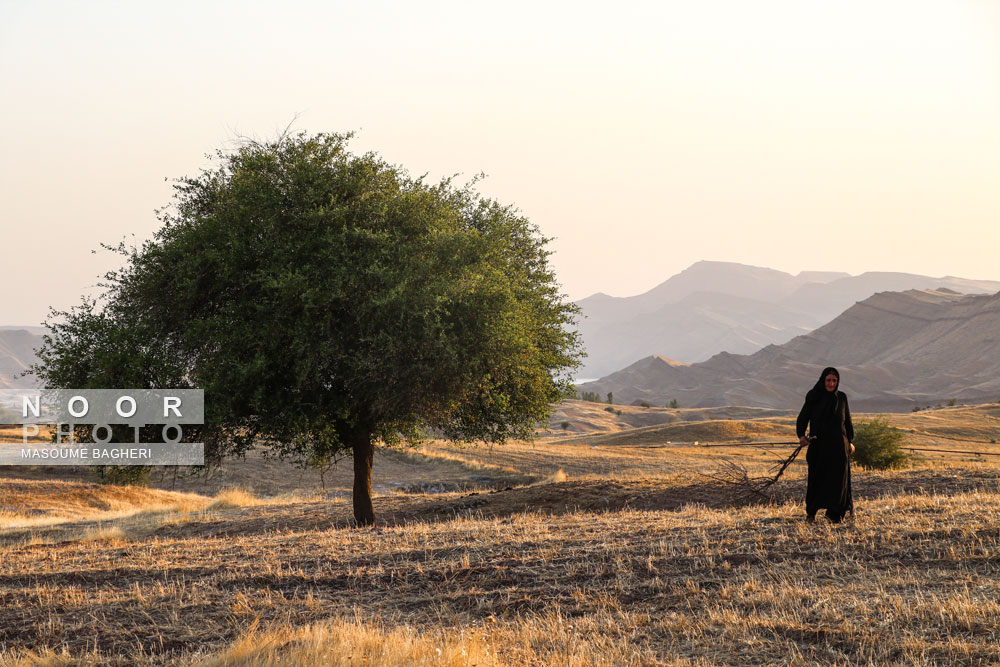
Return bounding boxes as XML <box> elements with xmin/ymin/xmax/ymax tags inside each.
<box><xmin>0</xmin><ymin>446</ymin><xmax>524</xmax><ymax>498</ymax></box>
<box><xmin>140</xmin><ymin>465</ymin><xmax>1000</xmax><ymax>541</ymax></box>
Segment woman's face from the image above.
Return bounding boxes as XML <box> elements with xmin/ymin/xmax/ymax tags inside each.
<box><xmin>824</xmin><ymin>373</ymin><xmax>839</xmax><ymax>392</ymax></box>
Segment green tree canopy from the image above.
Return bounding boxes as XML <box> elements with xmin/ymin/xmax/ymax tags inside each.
<box><xmin>33</xmin><ymin>131</ymin><xmax>582</xmax><ymax>525</ymax></box>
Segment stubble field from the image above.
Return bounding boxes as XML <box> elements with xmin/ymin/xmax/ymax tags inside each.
<box><xmin>1</xmin><ymin>401</ymin><xmax>999</xmax><ymax>665</ymax></box>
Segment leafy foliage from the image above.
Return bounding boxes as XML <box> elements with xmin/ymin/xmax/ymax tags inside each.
<box><xmin>852</xmin><ymin>416</ymin><xmax>911</xmax><ymax>470</ymax></box>
<box><xmin>30</xmin><ymin>296</ymin><xmax>204</xmax><ymax>483</ymax></box>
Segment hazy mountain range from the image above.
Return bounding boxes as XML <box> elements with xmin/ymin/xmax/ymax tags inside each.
<box><xmin>574</xmin><ymin>261</ymin><xmax>1000</xmax><ymax>378</ymax></box>
<box><xmin>4</xmin><ymin>262</ymin><xmax>1000</xmax><ymax>413</ymax></box>
<box><xmin>0</xmin><ymin>327</ymin><xmax>45</xmax><ymax>389</ymax></box>
<box><xmin>577</xmin><ymin>288</ymin><xmax>1000</xmax><ymax>412</ymax></box>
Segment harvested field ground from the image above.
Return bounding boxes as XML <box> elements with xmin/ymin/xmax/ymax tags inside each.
<box><xmin>1</xmin><ymin>401</ymin><xmax>999</xmax><ymax>665</ymax></box>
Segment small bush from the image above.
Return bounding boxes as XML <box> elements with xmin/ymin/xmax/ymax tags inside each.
<box><xmin>604</xmin><ymin>406</ymin><xmax>615</xmax><ymax>413</ymax></box>
<box><xmin>95</xmin><ymin>465</ymin><xmax>151</xmax><ymax>486</ymax></box>
<box><xmin>668</xmin><ymin>399</ymin><xmax>679</xmax><ymax>409</ymax></box>
<box><xmin>852</xmin><ymin>416</ymin><xmax>910</xmax><ymax>470</ymax></box>
<box><xmin>560</xmin><ymin>421</ymin><xmax>570</xmax><ymax>430</ymax></box>
<box><xmin>639</xmin><ymin>402</ymin><xmax>651</xmax><ymax>408</ymax></box>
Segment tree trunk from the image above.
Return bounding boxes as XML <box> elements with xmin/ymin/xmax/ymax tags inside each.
<box><xmin>351</xmin><ymin>433</ymin><xmax>376</xmax><ymax>527</ymax></box>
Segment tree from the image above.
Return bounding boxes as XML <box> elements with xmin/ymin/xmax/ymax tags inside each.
<box><xmin>852</xmin><ymin>416</ymin><xmax>910</xmax><ymax>470</ymax></box>
<box><xmin>606</xmin><ymin>392</ymin><xmax>614</xmax><ymax>405</ymax></box>
<box><xmin>30</xmin><ymin>295</ymin><xmax>199</xmax><ymax>486</ymax></box>
<box><xmin>32</xmin><ymin>132</ymin><xmax>582</xmax><ymax>526</ymax></box>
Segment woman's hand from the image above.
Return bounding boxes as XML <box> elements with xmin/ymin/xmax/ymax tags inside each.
<box><xmin>799</xmin><ymin>436</ymin><xmax>810</xmax><ymax>447</ymax></box>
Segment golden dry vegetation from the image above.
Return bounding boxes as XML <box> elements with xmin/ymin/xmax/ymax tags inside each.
<box><xmin>1</xmin><ymin>401</ymin><xmax>999</xmax><ymax>665</ymax></box>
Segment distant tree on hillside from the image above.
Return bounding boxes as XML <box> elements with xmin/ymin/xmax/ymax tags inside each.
<box><xmin>607</xmin><ymin>392</ymin><xmax>614</xmax><ymax>405</ymax></box>
<box><xmin>31</xmin><ymin>131</ymin><xmax>583</xmax><ymax>526</ymax></box>
<box><xmin>668</xmin><ymin>399</ymin><xmax>679</xmax><ymax>409</ymax></box>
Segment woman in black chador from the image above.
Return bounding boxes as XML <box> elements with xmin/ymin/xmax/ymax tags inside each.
<box><xmin>796</xmin><ymin>367</ymin><xmax>854</xmax><ymax>523</ymax></box>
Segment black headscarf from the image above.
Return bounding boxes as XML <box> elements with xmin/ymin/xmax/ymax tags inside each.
<box><xmin>806</xmin><ymin>366</ymin><xmax>841</xmax><ymax>424</ymax></box>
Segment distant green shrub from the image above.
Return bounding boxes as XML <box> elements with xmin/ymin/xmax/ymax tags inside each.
<box><xmin>604</xmin><ymin>406</ymin><xmax>615</xmax><ymax>413</ymax></box>
<box><xmin>560</xmin><ymin>421</ymin><xmax>570</xmax><ymax>430</ymax></box>
<box><xmin>852</xmin><ymin>416</ymin><xmax>910</xmax><ymax>470</ymax></box>
<box><xmin>948</xmin><ymin>398</ymin><xmax>956</xmax><ymax>407</ymax></box>
<box><xmin>668</xmin><ymin>399</ymin><xmax>679</xmax><ymax>409</ymax></box>
<box><xmin>95</xmin><ymin>465</ymin><xmax>151</xmax><ymax>486</ymax></box>
<box><xmin>639</xmin><ymin>401</ymin><xmax>651</xmax><ymax>408</ymax></box>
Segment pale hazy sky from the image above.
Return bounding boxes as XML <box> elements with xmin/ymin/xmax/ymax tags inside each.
<box><xmin>2</xmin><ymin>0</ymin><xmax>998</xmax><ymax>326</ymax></box>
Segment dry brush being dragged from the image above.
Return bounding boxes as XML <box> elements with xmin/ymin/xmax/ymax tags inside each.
<box><xmin>699</xmin><ymin>439</ymin><xmax>809</xmax><ymax>505</ymax></box>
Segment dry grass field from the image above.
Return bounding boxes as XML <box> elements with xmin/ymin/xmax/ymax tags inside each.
<box><xmin>1</xmin><ymin>401</ymin><xmax>999</xmax><ymax>665</ymax></box>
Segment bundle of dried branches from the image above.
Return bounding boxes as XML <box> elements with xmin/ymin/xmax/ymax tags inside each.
<box><xmin>702</xmin><ymin>440</ymin><xmax>808</xmax><ymax>505</ymax></box>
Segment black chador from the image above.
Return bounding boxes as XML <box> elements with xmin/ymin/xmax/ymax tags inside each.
<box><xmin>796</xmin><ymin>367</ymin><xmax>854</xmax><ymax>522</ymax></box>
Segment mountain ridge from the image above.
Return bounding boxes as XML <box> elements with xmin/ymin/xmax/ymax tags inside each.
<box><xmin>573</xmin><ymin>262</ymin><xmax>1000</xmax><ymax>378</ymax></box>
<box><xmin>0</xmin><ymin>329</ymin><xmax>44</xmax><ymax>389</ymax></box>
<box><xmin>578</xmin><ymin>288</ymin><xmax>1000</xmax><ymax>412</ymax></box>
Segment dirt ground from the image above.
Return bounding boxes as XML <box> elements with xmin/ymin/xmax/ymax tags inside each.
<box><xmin>1</xmin><ymin>401</ymin><xmax>999</xmax><ymax>665</ymax></box>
